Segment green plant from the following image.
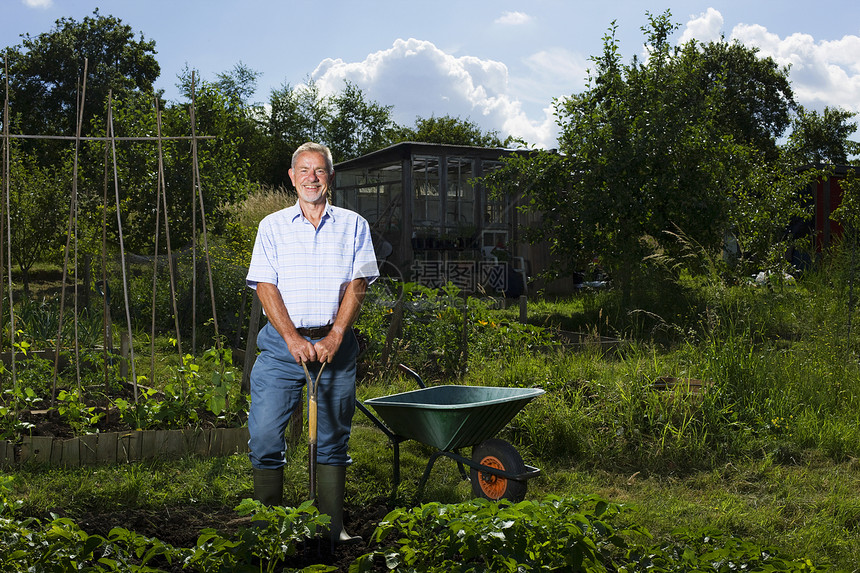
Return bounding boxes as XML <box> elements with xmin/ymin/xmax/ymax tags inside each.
<box><xmin>0</xmin><ymin>512</ymin><xmax>172</xmax><ymax>572</ymax></box>
<box><xmin>627</xmin><ymin>527</ymin><xmax>830</xmax><ymax>572</ymax></box>
<box><xmin>357</xmin><ymin>281</ymin><xmax>552</xmax><ymax>378</ymax></box>
<box><xmin>228</xmin><ymin>499</ymin><xmax>333</xmax><ymax>573</ymax></box>
<box><xmin>354</xmin><ymin>495</ymin><xmax>645</xmax><ymax>572</ymax></box>
<box><xmin>56</xmin><ymin>389</ymin><xmax>105</xmax><ymax>434</ymax></box>
<box><xmin>0</xmin><ymin>475</ymin><xmax>22</xmax><ymax>516</ymax></box>
<box><xmin>112</xmin><ymin>386</ymin><xmax>159</xmax><ymax>430</ymax></box>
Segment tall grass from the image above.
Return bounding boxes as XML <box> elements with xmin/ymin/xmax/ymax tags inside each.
<box><xmin>221</xmin><ymin>183</ymin><xmax>295</xmax><ymax>229</ymax></box>
<box><xmin>418</xmin><ymin>240</ymin><xmax>860</xmax><ymax>477</ymax></box>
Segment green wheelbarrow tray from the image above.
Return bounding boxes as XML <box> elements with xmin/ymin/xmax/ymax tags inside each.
<box><xmin>364</xmin><ymin>385</ymin><xmax>545</xmax><ymax>451</ymax></box>
<box><xmin>356</xmin><ymin>365</ymin><xmax>544</xmax><ymax>502</ymax></box>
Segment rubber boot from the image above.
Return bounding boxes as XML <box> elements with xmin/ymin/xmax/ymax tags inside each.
<box><xmin>253</xmin><ymin>467</ymin><xmax>284</xmax><ymax>506</ymax></box>
<box><xmin>317</xmin><ymin>464</ymin><xmax>362</xmax><ymax>546</ymax></box>
<box><xmin>252</xmin><ymin>467</ymin><xmax>284</xmax><ymax>528</ymax></box>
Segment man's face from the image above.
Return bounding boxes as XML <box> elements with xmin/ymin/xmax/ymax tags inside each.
<box><xmin>289</xmin><ymin>151</ymin><xmax>331</xmax><ymax>206</ymax></box>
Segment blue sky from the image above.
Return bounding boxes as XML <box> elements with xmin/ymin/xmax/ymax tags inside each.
<box><xmin>3</xmin><ymin>0</ymin><xmax>859</xmax><ymax>148</ymax></box>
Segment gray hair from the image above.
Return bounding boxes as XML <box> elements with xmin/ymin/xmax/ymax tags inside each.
<box><xmin>291</xmin><ymin>142</ymin><xmax>334</xmax><ymax>175</ymax></box>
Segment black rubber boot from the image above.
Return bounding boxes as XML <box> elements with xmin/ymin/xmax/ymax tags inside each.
<box><xmin>253</xmin><ymin>467</ymin><xmax>284</xmax><ymax>506</ymax></box>
<box><xmin>317</xmin><ymin>464</ymin><xmax>362</xmax><ymax>546</ymax></box>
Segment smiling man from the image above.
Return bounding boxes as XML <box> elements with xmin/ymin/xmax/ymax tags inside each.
<box><xmin>245</xmin><ymin>142</ymin><xmax>379</xmax><ymax>544</ymax></box>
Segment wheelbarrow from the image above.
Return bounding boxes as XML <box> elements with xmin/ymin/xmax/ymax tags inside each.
<box><xmin>356</xmin><ymin>364</ymin><xmax>544</xmax><ymax>502</ymax></box>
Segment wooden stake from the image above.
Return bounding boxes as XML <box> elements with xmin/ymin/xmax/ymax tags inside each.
<box><xmin>107</xmin><ymin>92</ymin><xmax>138</xmax><ymax>402</ymax></box>
<box><xmin>2</xmin><ymin>53</ymin><xmax>15</xmax><ymax>397</ymax></box>
<box><xmin>53</xmin><ymin>59</ymin><xmax>88</xmax><ymax>405</ymax></box>
<box><xmin>154</xmin><ymin>103</ymin><xmax>185</xmax><ymax>397</ymax></box>
<box><xmin>190</xmin><ymin>74</ymin><xmax>197</xmax><ymax>355</ymax></box>
<box><xmin>189</xmin><ymin>87</ymin><xmax>222</xmax><ymax>353</ymax></box>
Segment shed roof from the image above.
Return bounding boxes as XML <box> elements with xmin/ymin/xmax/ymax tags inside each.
<box><xmin>333</xmin><ymin>141</ymin><xmax>534</xmax><ymax>171</ymax></box>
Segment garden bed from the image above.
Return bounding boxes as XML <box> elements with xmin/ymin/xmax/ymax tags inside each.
<box><xmin>1</xmin><ymin>426</ymin><xmax>249</xmax><ymax>468</ymax></box>
<box><xmin>62</xmin><ymin>499</ymin><xmax>391</xmax><ymax>572</ymax></box>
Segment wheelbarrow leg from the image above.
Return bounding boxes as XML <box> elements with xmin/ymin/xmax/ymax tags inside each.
<box><xmin>392</xmin><ymin>441</ymin><xmax>401</xmax><ymax>501</ymax></box>
<box><xmin>453</xmin><ymin>448</ymin><xmax>469</xmax><ymax>481</ymax></box>
<box><xmin>416</xmin><ymin>450</ymin><xmax>448</xmax><ymax>498</ymax></box>
<box><xmin>415</xmin><ymin>448</ymin><xmax>467</xmax><ymax>497</ymax></box>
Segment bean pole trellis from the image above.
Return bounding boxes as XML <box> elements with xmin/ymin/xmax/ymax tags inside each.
<box><xmin>1</xmin><ymin>56</ymin><xmax>226</xmax><ymax>408</ymax></box>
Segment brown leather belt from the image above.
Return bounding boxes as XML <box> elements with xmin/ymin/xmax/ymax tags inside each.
<box><xmin>296</xmin><ymin>325</ymin><xmax>332</xmax><ymax>339</ymax></box>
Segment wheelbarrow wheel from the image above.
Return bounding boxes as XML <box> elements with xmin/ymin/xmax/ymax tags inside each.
<box><xmin>470</xmin><ymin>438</ymin><xmax>527</xmax><ymax>502</ymax></box>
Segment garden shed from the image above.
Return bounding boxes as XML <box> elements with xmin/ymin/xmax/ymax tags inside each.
<box><xmin>805</xmin><ymin>163</ymin><xmax>858</xmax><ymax>251</ymax></box>
<box><xmin>332</xmin><ymin>142</ymin><xmax>558</xmax><ymax>294</ymax></box>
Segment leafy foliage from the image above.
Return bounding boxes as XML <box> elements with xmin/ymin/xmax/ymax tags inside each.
<box><xmin>262</xmin><ymin>79</ymin><xmax>396</xmax><ymax>185</ymax></box>
<box><xmin>356</xmin><ymin>281</ymin><xmax>552</xmax><ymax>378</ymax></box>
<box><xmin>485</xmin><ymin>11</ymin><xmax>802</xmax><ymax>310</ymax></box>
<box><xmin>5</xmin><ymin>150</ymin><xmax>69</xmax><ymax>295</ymax></box>
<box><xmin>786</xmin><ymin>106</ymin><xmax>860</xmax><ymax>165</ymax></box>
<box><xmin>352</xmin><ymin>496</ymin><xmax>827</xmax><ymax>572</ymax></box>
<box><xmin>4</xmin><ymin>9</ymin><xmax>159</xmax><ymax>147</ymax></box>
<box><xmin>390</xmin><ymin>114</ymin><xmax>508</xmax><ymax>147</ymax></box>
<box><xmin>0</xmin><ymin>486</ymin><xmax>331</xmax><ymax>573</ymax></box>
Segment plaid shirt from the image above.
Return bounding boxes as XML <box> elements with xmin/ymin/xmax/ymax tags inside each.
<box><xmin>246</xmin><ymin>202</ymin><xmax>379</xmax><ymax>328</ymax></box>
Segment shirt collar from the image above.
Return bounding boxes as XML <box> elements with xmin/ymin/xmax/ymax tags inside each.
<box><xmin>287</xmin><ymin>201</ymin><xmax>335</xmax><ymax>224</ymax></box>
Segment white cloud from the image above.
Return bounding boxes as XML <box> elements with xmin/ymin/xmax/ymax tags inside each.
<box><xmin>731</xmin><ymin>23</ymin><xmax>860</xmax><ymax>114</ymax></box>
<box><xmin>678</xmin><ymin>9</ymin><xmax>860</xmax><ymax>117</ymax></box>
<box><xmin>495</xmin><ymin>11</ymin><xmax>532</xmax><ymax>26</ymax></box>
<box><xmin>311</xmin><ymin>38</ymin><xmax>559</xmax><ymax>148</ymax></box>
<box><xmin>523</xmin><ymin>48</ymin><xmax>588</xmax><ymax>89</ymax></box>
<box><xmin>678</xmin><ymin>7</ymin><xmax>724</xmax><ymax>45</ymax></box>
<box><xmin>23</xmin><ymin>0</ymin><xmax>53</xmax><ymax>8</ymax></box>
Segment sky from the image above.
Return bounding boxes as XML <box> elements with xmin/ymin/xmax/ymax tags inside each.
<box><xmin>3</xmin><ymin>0</ymin><xmax>860</xmax><ymax>149</ymax></box>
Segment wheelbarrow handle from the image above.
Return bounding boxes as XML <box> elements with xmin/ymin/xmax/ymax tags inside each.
<box><xmin>397</xmin><ymin>363</ymin><xmax>426</xmax><ymax>389</ymax></box>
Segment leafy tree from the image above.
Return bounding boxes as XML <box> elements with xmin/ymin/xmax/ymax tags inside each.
<box><xmin>485</xmin><ymin>11</ymin><xmax>800</xmax><ymax>309</ymax></box>
<box><xmin>786</xmin><ymin>105</ymin><xmax>860</xmax><ymax>165</ymax></box>
<box><xmin>2</xmin><ymin>9</ymin><xmax>162</xmax><ymax>294</ymax></box>
<box><xmin>213</xmin><ymin>61</ymin><xmax>262</xmax><ymax>108</ymax></box>
<box><xmin>101</xmin><ymin>72</ymin><xmax>252</xmax><ymax>254</ymax></box>
<box><xmin>391</xmin><ymin>114</ymin><xmax>507</xmax><ymax>147</ymax></box>
<box><xmin>6</xmin><ymin>148</ymin><xmax>69</xmax><ymax>295</ymax></box>
<box><xmin>325</xmin><ymin>81</ymin><xmax>394</xmax><ymax>163</ymax></box>
<box><xmin>694</xmin><ymin>40</ymin><xmax>794</xmax><ymax>159</ymax></box>
<box><xmin>4</xmin><ymin>9</ymin><xmax>159</xmax><ymax>147</ymax></box>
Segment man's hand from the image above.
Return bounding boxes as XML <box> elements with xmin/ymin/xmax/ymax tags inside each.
<box><xmin>313</xmin><ymin>327</ymin><xmax>345</xmax><ymax>363</ymax></box>
<box><xmin>286</xmin><ymin>333</ymin><xmax>318</xmax><ymax>364</ymax></box>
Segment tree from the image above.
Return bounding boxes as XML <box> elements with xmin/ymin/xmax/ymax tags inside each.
<box><xmin>4</xmin><ymin>9</ymin><xmax>159</xmax><ymax>145</ymax></box>
<box><xmin>2</xmin><ymin>9</ymin><xmax>161</xmax><ymax>300</ymax></box>
<box><xmin>785</xmin><ymin>106</ymin><xmax>860</xmax><ymax>165</ymax></box>
<box><xmin>213</xmin><ymin>61</ymin><xmax>262</xmax><ymax>108</ymax></box>
<box><xmin>485</xmin><ymin>11</ymin><xmax>799</xmax><ymax>308</ymax></box>
<box><xmin>6</xmin><ymin>149</ymin><xmax>69</xmax><ymax>295</ymax></box>
<box><xmin>325</xmin><ymin>81</ymin><xmax>394</xmax><ymax>163</ymax></box>
<box><xmin>694</xmin><ymin>40</ymin><xmax>794</xmax><ymax>159</ymax></box>
<box><xmin>391</xmin><ymin>114</ymin><xmax>507</xmax><ymax>147</ymax></box>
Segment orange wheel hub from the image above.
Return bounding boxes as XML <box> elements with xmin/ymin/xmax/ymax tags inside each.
<box><xmin>477</xmin><ymin>455</ymin><xmax>507</xmax><ymax>499</ymax></box>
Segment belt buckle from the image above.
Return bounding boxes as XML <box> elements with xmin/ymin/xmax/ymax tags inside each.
<box><xmin>302</xmin><ymin>325</ymin><xmax>331</xmax><ymax>339</ymax></box>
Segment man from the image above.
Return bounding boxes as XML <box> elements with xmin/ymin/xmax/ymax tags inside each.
<box><xmin>245</xmin><ymin>142</ymin><xmax>378</xmax><ymax>544</ymax></box>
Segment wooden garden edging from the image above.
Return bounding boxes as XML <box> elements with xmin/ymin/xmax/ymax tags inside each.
<box><xmin>0</xmin><ymin>427</ymin><xmax>249</xmax><ymax>468</ymax></box>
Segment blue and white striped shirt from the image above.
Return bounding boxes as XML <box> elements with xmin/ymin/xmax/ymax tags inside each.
<box><xmin>246</xmin><ymin>202</ymin><xmax>379</xmax><ymax>328</ymax></box>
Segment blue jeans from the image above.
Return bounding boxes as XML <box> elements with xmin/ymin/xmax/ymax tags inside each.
<box><xmin>248</xmin><ymin>322</ymin><xmax>358</xmax><ymax>469</ymax></box>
